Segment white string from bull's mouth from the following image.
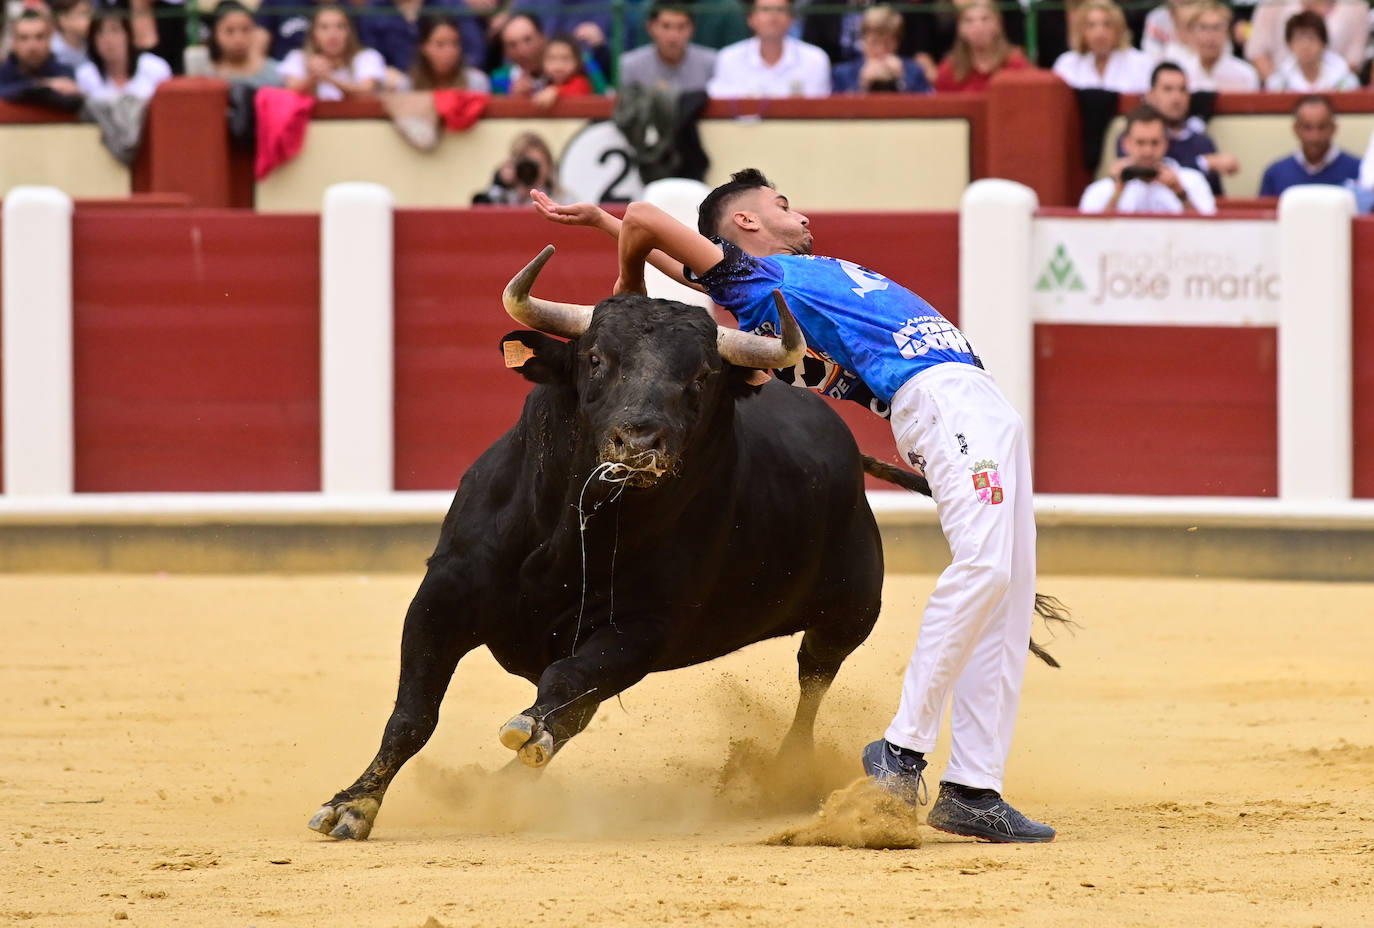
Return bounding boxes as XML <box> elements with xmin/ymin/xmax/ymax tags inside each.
<box><xmin>572</xmin><ymin>461</ymin><xmax>636</xmax><ymax>655</ymax></box>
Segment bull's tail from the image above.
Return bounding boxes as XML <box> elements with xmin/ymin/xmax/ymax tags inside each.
<box><xmin>1030</xmin><ymin>594</ymin><xmax>1075</xmax><ymax>668</ymax></box>
<box><xmin>861</xmin><ymin>454</ymin><xmax>932</xmax><ymax>497</ymax></box>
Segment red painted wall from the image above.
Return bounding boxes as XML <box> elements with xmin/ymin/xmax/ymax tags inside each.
<box><xmin>1034</xmin><ymin>325</ymin><xmax>1278</xmax><ymax>496</ymax></box>
<box><xmin>71</xmin><ymin>211</ymin><xmax>321</xmax><ymax>491</ymax></box>
<box><xmin>1353</xmin><ymin>218</ymin><xmax>1374</xmax><ymax>498</ymax></box>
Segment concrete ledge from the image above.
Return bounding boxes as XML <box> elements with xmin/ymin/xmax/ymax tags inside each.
<box><xmin>1</xmin><ymin>491</ymin><xmax>1373</xmax><ymax>579</ymax></box>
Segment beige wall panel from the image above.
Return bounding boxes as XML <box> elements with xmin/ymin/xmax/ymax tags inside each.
<box><xmin>700</xmin><ymin>118</ymin><xmax>970</xmax><ymax>210</ymax></box>
<box><xmin>257</xmin><ymin>117</ymin><xmax>971</xmax><ymax>212</ymax></box>
<box><xmin>0</xmin><ymin>125</ymin><xmax>129</xmax><ymax>199</ymax></box>
<box><xmin>1095</xmin><ymin>112</ymin><xmax>1374</xmax><ymax>200</ymax></box>
<box><xmin>255</xmin><ymin>119</ymin><xmax>590</xmax><ymax>212</ymax></box>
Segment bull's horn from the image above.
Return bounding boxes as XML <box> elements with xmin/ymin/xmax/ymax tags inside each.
<box><xmin>716</xmin><ymin>290</ymin><xmax>806</xmax><ymax>370</ymax></box>
<box><xmin>502</xmin><ymin>244</ymin><xmax>595</xmax><ymax>338</ymax></box>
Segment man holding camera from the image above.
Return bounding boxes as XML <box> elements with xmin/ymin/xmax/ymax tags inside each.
<box><xmin>1081</xmin><ymin>103</ymin><xmax>1217</xmax><ymax>215</ymax></box>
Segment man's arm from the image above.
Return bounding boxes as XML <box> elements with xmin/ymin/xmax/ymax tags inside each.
<box><xmin>616</xmin><ymin>201</ymin><xmax>725</xmax><ymax>295</ymax></box>
<box><xmin>531</xmin><ymin>191</ymin><xmax>712</xmax><ymax>292</ymax></box>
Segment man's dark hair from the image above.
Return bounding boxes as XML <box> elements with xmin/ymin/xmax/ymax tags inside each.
<box><xmin>697</xmin><ymin>168</ymin><xmax>775</xmax><ymax>237</ymax></box>
<box><xmin>1285</xmin><ymin>9</ymin><xmax>1327</xmax><ymax>45</ymax></box>
<box><xmin>1294</xmin><ymin>93</ymin><xmax>1334</xmax><ymax>117</ymax></box>
<box><xmin>647</xmin><ymin>1</ymin><xmax>693</xmax><ymax>23</ymax></box>
<box><xmin>503</xmin><ymin>12</ymin><xmax>544</xmax><ymax>37</ymax></box>
<box><xmin>1124</xmin><ymin>102</ymin><xmax>1166</xmax><ymax>132</ymax></box>
<box><xmin>1149</xmin><ymin>60</ymin><xmax>1185</xmax><ymax>88</ymax></box>
<box><xmin>15</xmin><ymin>8</ymin><xmax>50</xmax><ymax>28</ymax></box>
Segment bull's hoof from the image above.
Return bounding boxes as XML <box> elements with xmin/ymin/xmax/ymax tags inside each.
<box><xmin>499</xmin><ymin>713</ymin><xmax>536</xmax><ymax>751</ymax></box>
<box><xmin>307</xmin><ymin>797</ymin><xmax>380</xmax><ymax>841</ymax></box>
<box><xmin>499</xmin><ymin>713</ymin><xmax>556</xmax><ymax>768</ymax></box>
<box><xmin>518</xmin><ymin>730</ymin><xmax>555</xmax><ymax>768</ymax></box>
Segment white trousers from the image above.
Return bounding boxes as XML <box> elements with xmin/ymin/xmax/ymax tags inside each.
<box><xmin>883</xmin><ymin>362</ymin><xmax>1036</xmax><ymax>793</ymax></box>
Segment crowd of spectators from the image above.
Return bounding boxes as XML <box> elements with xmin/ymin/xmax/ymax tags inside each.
<box><xmin>7</xmin><ymin>0</ymin><xmax>1374</xmax><ymax>201</ymax></box>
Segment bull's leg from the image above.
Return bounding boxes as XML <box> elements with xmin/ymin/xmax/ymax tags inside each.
<box><xmin>779</xmin><ymin>614</ymin><xmax>878</xmax><ymax>760</ymax></box>
<box><xmin>498</xmin><ymin>623</ymin><xmax>661</xmax><ymax>768</ymax></box>
<box><xmin>308</xmin><ymin>566</ymin><xmax>481</xmax><ymax>840</ymax></box>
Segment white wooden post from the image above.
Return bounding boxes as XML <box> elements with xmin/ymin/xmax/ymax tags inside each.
<box><xmin>2</xmin><ymin>186</ymin><xmax>74</xmax><ymax>497</ymax></box>
<box><xmin>959</xmin><ymin>179</ymin><xmax>1038</xmax><ymax>438</ymax></box>
<box><xmin>1277</xmin><ymin>185</ymin><xmax>1354</xmax><ymax>501</ymax></box>
<box><xmin>320</xmin><ymin>183</ymin><xmax>394</xmax><ymax>494</ymax></box>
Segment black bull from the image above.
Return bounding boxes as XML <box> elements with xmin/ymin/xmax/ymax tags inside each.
<box><xmin>309</xmin><ymin>248</ymin><xmax>1061</xmax><ymax>840</ymax></box>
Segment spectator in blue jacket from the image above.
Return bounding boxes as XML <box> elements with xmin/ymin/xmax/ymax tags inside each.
<box><xmin>0</xmin><ymin>10</ymin><xmax>82</xmax><ymax>110</ymax></box>
<box><xmin>1259</xmin><ymin>95</ymin><xmax>1360</xmax><ymax>197</ymax></box>
<box><xmin>831</xmin><ymin>6</ymin><xmax>931</xmax><ymax>94</ymax></box>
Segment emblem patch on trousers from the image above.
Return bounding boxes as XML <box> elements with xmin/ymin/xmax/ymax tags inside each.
<box><xmin>971</xmin><ymin>459</ymin><xmax>1003</xmax><ymax>504</ymax></box>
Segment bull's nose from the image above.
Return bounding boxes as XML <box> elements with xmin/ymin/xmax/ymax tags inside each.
<box><xmin>609</xmin><ymin>422</ymin><xmax>667</xmax><ymax>457</ymax></box>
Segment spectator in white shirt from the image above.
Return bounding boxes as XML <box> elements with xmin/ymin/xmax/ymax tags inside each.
<box><xmin>1081</xmin><ymin>103</ymin><xmax>1217</xmax><ymax>214</ymax></box>
<box><xmin>706</xmin><ymin>0</ymin><xmax>831</xmax><ymax>98</ymax></box>
<box><xmin>74</xmin><ymin>7</ymin><xmax>171</xmax><ymax>101</ymax></box>
<box><xmin>280</xmin><ymin>5</ymin><xmax>386</xmax><ymax>100</ymax></box>
<box><xmin>1178</xmin><ymin>2</ymin><xmax>1260</xmax><ymax>92</ymax></box>
<box><xmin>1263</xmin><ymin>10</ymin><xmax>1358</xmax><ymax>91</ymax></box>
<box><xmin>1052</xmin><ymin>0</ymin><xmax>1153</xmax><ymax>94</ymax></box>
<box><xmin>1140</xmin><ymin>0</ymin><xmax>1191</xmax><ymax>63</ymax></box>
<box><xmin>1245</xmin><ymin>0</ymin><xmax>1366</xmax><ymax>83</ymax></box>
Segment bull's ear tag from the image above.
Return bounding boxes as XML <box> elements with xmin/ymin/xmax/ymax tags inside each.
<box><xmin>503</xmin><ymin>340</ymin><xmax>536</xmax><ymax>369</ymax></box>
<box><xmin>745</xmin><ymin>369</ymin><xmax>772</xmax><ymax>386</ymax></box>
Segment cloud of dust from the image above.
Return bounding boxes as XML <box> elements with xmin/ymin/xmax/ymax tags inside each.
<box><xmin>766</xmin><ymin>779</ymin><xmax>923</xmax><ymax>850</ymax></box>
<box><xmin>392</xmin><ymin>672</ymin><xmax>882</xmax><ymax>840</ymax></box>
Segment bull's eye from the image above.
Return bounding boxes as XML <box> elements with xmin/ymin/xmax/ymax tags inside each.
<box><xmin>587</xmin><ymin>351</ymin><xmax>602</xmax><ymax>371</ymax></box>
<box><xmin>687</xmin><ymin>371</ymin><xmax>710</xmax><ymax>396</ymax></box>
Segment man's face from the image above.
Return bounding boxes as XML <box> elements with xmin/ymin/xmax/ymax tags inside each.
<box><xmin>1146</xmin><ymin>70</ymin><xmax>1189</xmax><ymax>124</ymax></box>
<box><xmin>1123</xmin><ymin>119</ymin><xmax>1168</xmax><ymax>168</ymax></box>
<box><xmin>502</xmin><ymin>17</ymin><xmax>545</xmax><ymax>72</ymax></box>
<box><xmin>647</xmin><ymin>10</ymin><xmax>693</xmax><ymax>60</ymax></box>
<box><xmin>1293</xmin><ymin>101</ymin><xmax>1335</xmax><ymax>163</ymax></box>
<box><xmin>747</xmin><ymin>1</ymin><xmax>792</xmax><ymax>42</ymax></box>
<box><xmin>730</xmin><ymin>186</ymin><xmax>812</xmax><ymax>256</ymax></box>
<box><xmin>12</xmin><ymin>19</ymin><xmax>53</xmax><ymax>71</ymax></box>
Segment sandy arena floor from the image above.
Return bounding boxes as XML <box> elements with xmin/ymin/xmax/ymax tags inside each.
<box><xmin>2</xmin><ymin>572</ymin><xmax>1371</xmax><ymax>927</ymax></box>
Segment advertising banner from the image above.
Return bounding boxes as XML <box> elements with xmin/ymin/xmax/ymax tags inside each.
<box><xmin>1030</xmin><ymin>217</ymin><xmax>1280</xmax><ymax>326</ymax></box>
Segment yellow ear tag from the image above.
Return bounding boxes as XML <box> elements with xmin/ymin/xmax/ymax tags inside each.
<box><xmin>503</xmin><ymin>340</ymin><xmax>536</xmax><ymax>369</ymax></box>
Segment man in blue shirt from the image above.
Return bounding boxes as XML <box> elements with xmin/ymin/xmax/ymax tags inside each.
<box><xmin>0</xmin><ymin>10</ymin><xmax>82</xmax><ymax>111</ymax></box>
<box><xmin>534</xmin><ymin>170</ymin><xmax>1054</xmax><ymax>843</ymax></box>
<box><xmin>1259</xmin><ymin>95</ymin><xmax>1360</xmax><ymax>197</ymax></box>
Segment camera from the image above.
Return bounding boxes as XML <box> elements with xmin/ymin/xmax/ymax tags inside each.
<box><xmin>1120</xmin><ymin>165</ymin><xmax>1159</xmax><ymax>183</ymax></box>
<box><xmin>513</xmin><ymin>157</ymin><xmax>543</xmax><ymax>186</ymax></box>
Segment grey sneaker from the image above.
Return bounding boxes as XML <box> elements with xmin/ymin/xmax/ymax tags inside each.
<box><xmin>861</xmin><ymin>739</ymin><xmax>929</xmax><ymax>805</ymax></box>
<box><xmin>926</xmin><ymin>782</ymin><xmax>1056</xmax><ymax>843</ymax></box>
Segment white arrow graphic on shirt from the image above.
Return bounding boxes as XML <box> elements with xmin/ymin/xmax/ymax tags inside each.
<box><xmin>839</xmin><ymin>259</ymin><xmax>890</xmax><ymax>298</ymax></box>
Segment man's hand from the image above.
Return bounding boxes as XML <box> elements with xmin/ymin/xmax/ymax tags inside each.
<box><xmin>1108</xmin><ymin>156</ymin><xmax>1133</xmax><ymax>187</ymax></box>
<box><xmin>532</xmin><ymin>190</ymin><xmax>613</xmax><ymax>232</ymax></box>
<box><xmin>1155</xmin><ymin>163</ymin><xmax>1184</xmax><ymax>195</ymax></box>
<box><xmin>1204</xmin><ymin>152</ymin><xmax>1240</xmax><ymax>174</ymax></box>
<box><xmin>41</xmin><ymin>77</ymin><xmax>80</xmax><ymax>95</ymax></box>
<box><xmin>510</xmin><ymin>72</ymin><xmax>536</xmax><ymax>96</ymax></box>
<box><xmin>572</xmin><ymin>21</ymin><xmax>605</xmax><ymax>46</ymax></box>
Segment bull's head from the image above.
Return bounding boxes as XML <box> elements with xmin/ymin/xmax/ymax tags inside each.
<box><xmin>500</xmin><ymin>245</ymin><xmax>806</xmax><ymax>488</ymax></box>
